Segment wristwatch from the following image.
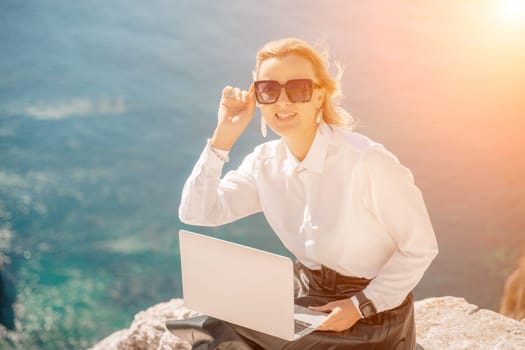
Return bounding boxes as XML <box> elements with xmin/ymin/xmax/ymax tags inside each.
<box><xmin>355</xmin><ymin>291</ymin><xmax>377</xmax><ymax>318</ymax></box>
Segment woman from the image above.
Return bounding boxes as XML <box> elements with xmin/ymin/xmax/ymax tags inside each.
<box><xmin>170</xmin><ymin>38</ymin><xmax>438</xmax><ymax>350</ymax></box>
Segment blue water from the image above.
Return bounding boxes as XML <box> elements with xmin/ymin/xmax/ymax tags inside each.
<box><xmin>1</xmin><ymin>1</ymin><xmax>524</xmax><ymax>348</ymax></box>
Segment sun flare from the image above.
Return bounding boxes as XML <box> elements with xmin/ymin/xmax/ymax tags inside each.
<box><xmin>499</xmin><ymin>0</ymin><xmax>525</xmax><ymax>26</ymax></box>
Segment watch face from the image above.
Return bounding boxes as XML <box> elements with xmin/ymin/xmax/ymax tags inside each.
<box><xmin>359</xmin><ymin>300</ymin><xmax>377</xmax><ymax>317</ymax></box>
<box><xmin>361</xmin><ymin>303</ymin><xmax>376</xmax><ymax>317</ymax></box>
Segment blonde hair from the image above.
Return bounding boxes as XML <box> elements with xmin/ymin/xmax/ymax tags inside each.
<box><xmin>254</xmin><ymin>38</ymin><xmax>355</xmax><ymax>129</ymax></box>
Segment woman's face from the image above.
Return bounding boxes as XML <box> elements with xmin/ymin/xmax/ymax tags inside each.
<box><xmin>256</xmin><ymin>54</ymin><xmax>324</xmax><ymax>141</ymax></box>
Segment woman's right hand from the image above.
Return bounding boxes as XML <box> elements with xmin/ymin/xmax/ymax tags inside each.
<box><xmin>211</xmin><ymin>84</ymin><xmax>256</xmax><ymax>151</ymax></box>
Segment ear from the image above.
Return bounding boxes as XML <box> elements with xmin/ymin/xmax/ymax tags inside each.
<box><xmin>316</xmin><ymin>88</ymin><xmax>326</xmax><ymax>109</ymax></box>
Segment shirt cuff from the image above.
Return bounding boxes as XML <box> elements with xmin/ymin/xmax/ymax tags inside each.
<box><xmin>206</xmin><ymin>139</ymin><xmax>230</xmax><ymax>163</ymax></box>
<box><xmin>351</xmin><ymin>295</ymin><xmax>364</xmax><ymax>318</ymax></box>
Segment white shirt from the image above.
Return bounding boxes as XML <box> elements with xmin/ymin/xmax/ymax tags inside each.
<box><xmin>179</xmin><ymin>122</ymin><xmax>438</xmax><ymax>313</ymax></box>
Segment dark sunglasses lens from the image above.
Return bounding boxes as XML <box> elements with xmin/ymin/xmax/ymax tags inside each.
<box><xmin>285</xmin><ymin>79</ymin><xmax>313</xmax><ymax>102</ymax></box>
<box><xmin>255</xmin><ymin>81</ymin><xmax>281</xmax><ymax>103</ymax></box>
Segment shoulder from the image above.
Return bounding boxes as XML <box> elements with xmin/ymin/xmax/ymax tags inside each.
<box><xmin>329</xmin><ymin>125</ymin><xmax>406</xmax><ymax>172</ymax></box>
<box><xmin>329</xmin><ymin>125</ymin><xmax>382</xmax><ymax>158</ymax></box>
<box><xmin>332</xmin><ymin>127</ymin><xmax>373</xmax><ymax>149</ymax></box>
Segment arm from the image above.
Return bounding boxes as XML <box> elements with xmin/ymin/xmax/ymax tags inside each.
<box><xmin>179</xmin><ymin>83</ymin><xmax>260</xmax><ymax>226</ymax></box>
<box><xmin>178</xmin><ymin>143</ymin><xmax>262</xmax><ymax>226</ymax></box>
<box><xmin>310</xmin><ymin>144</ymin><xmax>438</xmax><ymax>331</ymax></box>
<box><xmin>359</xmin><ymin>144</ymin><xmax>439</xmax><ymax>313</ymax></box>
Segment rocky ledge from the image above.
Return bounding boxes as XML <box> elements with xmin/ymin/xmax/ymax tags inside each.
<box><xmin>90</xmin><ymin>296</ymin><xmax>525</xmax><ymax>350</ymax></box>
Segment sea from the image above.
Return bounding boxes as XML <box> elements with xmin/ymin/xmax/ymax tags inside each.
<box><xmin>1</xmin><ymin>0</ymin><xmax>524</xmax><ymax>348</ymax></box>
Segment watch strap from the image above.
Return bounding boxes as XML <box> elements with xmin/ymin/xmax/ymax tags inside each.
<box><xmin>355</xmin><ymin>291</ymin><xmax>378</xmax><ymax>318</ymax></box>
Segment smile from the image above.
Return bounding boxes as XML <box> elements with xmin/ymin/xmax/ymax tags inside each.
<box><xmin>275</xmin><ymin>112</ymin><xmax>297</xmax><ymax>120</ymax></box>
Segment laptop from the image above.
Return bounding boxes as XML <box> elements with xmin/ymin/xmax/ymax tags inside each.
<box><xmin>178</xmin><ymin>229</ymin><xmax>328</xmax><ymax>341</ymax></box>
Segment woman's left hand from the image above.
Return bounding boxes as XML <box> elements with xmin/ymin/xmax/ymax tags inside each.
<box><xmin>308</xmin><ymin>298</ymin><xmax>362</xmax><ymax>332</ymax></box>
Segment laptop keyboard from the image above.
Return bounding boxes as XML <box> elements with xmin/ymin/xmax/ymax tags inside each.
<box><xmin>294</xmin><ymin>319</ymin><xmax>313</xmax><ymax>333</ymax></box>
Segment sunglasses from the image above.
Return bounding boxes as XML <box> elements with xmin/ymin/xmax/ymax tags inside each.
<box><xmin>253</xmin><ymin>79</ymin><xmax>320</xmax><ymax>104</ymax></box>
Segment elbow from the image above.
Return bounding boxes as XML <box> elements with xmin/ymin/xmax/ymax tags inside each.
<box><xmin>178</xmin><ymin>205</ymin><xmax>201</xmax><ymax>226</ymax></box>
<box><xmin>178</xmin><ymin>204</ymin><xmax>222</xmax><ymax>227</ymax></box>
<box><xmin>429</xmin><ymin>235</ymin><xmax>439</xmax><ymax>259</ymax></box>
<box><xmin>426</xmin><ymin>245</ymin><xmax>439</xmax><ymax>267</ymax></box>
<box><xmin>178</xmin><ymin>195</ymin><xmax>203</xmax><ymax>225</ymax></box>
<box><xmin>420</xmin><ymin>237</ymin><xmax>439</xmax><ymax>264</ymax></box>
<box><xmin>432</xmin><ymin>243</ymin><xmax>439</xmax><ymax>258</ymax></box>
<box><xmin>178</xmin><ymin>202</ymin><xmax>197</xmax><ymax>225</ymax></box>
<box><xmin>419</xmin><ymin>224</ymin><xmax>439</xmax><ymax>262</ymax></box>
<box><xmin>178</xmin><ymin>209</ymin><xmax>192</xmax><ymax>225</ymax></box>
<box><xmin>420</xmin><ymin>239</ymin><xmax>439</xmax><ymax>269</ymax></box>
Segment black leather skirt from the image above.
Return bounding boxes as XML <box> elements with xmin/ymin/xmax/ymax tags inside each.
<box><xmin>200</xmin><ymin>260</ymin><xmax>415</xmax><ymax>350</ymax></box>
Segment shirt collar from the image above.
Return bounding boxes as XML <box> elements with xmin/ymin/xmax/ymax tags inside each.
<box><xmin>283</xmin><ymin>122</ymin><xmax>331</xmax><ymax>176</ymax></box>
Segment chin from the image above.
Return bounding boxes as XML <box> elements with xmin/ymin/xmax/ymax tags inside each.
<box><xmin>267</xmin><ymin>123</ymin><xmax>299</xmax><ymax>138</ymax></box>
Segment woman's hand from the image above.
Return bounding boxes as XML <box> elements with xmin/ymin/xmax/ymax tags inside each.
<box><xmin>211</xmin><ymin>84</ymin><xmax>256</xmax><ymax>151</ymax></box>
<box><xmin>309</xmin><ymin>298</ymin><xmax>362</xmax><ymax>332</ymax></box>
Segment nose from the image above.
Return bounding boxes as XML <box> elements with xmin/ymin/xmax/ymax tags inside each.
<box><xmin>275</xmin><ymin>87</ymin><xmax>291</xmax><ymax>105</ymax></box>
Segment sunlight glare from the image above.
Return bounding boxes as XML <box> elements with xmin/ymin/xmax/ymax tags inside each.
<box><xmin>499</xmin><ymin>0</ymin><xmax>525</xmax><ymax>27</ymax></box>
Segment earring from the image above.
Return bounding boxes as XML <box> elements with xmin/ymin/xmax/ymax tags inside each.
<box><xmin>261</xmin><ymin>117</ymin><xmax>267</xmax><ymax>138</ymax></box>
<box><xmin>316</xmin><ymin>109</ymin><xmax>322</xmax><ymax>124</ymax></box>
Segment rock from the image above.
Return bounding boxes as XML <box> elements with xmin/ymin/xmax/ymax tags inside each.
<box><xmin>91</xmin><ymin>296</ymin><xmax>525</xmax><ymax>350</ymax></box>
<box><xmin>89</xmin><ymin>299</ymin><xmax>201</xmax><ymax>350</ymax></box>
<box><xmin>415</xmin><ymin>296</ymin><xmax>525</xmax><ymax>349</ymax></box>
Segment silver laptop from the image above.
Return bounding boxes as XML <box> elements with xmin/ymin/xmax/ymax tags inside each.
<box><xmin>178</xmin><ymin>229</ymin><xmax>328</xmax><ymax>341</ymax></box>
